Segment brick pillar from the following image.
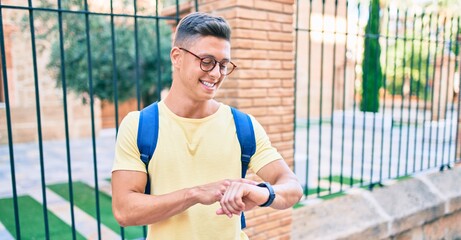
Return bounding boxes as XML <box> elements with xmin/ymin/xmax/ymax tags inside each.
<box><xmin>202</xmin><ymin>1</ymin><xmax>296</xmax><ymax>239</ymax></box>
<box><xmin>163</xmin><ymin>1</ymin><xmax>296</xmax><ymax>238</ymax></box>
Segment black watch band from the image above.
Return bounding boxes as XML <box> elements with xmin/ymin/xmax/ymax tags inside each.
<box><xmin>257</xmin><ymin>182</ymin><xmax>276</xmax><ymax>207</ymax></box>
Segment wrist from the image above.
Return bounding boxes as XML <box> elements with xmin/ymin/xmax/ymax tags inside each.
<box><xmin>256</xmin><ymin>182</ymin><xmax>276</xmax><ymax>207</ymax></box>
<box><xmin>185</xmin><ymin>187</ymin><xmax>199</xmax><ymax>205</ymax></box>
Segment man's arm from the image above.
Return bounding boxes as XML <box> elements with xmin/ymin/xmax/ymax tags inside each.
<box><xmin>112</xmin><ymin>170</ymin><xmax>232</xmax><ymax>226</ymax></box>
<box><xmin>217</xmin><ymin>159</ymin><xmax>303</xmax><ymax>217</ymax></box>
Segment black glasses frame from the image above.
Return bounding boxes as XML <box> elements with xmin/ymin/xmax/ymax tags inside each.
<box><xmin>179</xmin><ymin>47</ymin><xmax>237</xmax><ymax>76</ymax></box>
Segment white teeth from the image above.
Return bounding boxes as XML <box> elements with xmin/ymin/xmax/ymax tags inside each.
<box><xmin>201</xmin><ymin>81</ymin><xmax>215</xmax><ymax>87</ymax></box>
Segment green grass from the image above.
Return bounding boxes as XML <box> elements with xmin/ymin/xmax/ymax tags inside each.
<box><xmin>395</xmin><ymin>175</ymin><xmax>412</xmax><ymax>181</ymax></box>
<box><xmin>48</xmin><ymin>181</ymin><xmax>144</xmax><ymax>240</ymax></box>
<box><xmin>319</xmin><ymin>191</ymin><xmax>346</xmax><ymax>200</ymax></box>
<box><xmin>321</xmin><ymin>175</ymin><xmax>362</xmax><ymax>185</ymax></box>
<box><xmin>304</xmin><ymin>187</ymin><xmax>327</xmax><ymax>196</ymax></box>
<box><xmin>0</xmin><ymin>195</ymin><xmax>86</xmax><ymax>239</ymax></box>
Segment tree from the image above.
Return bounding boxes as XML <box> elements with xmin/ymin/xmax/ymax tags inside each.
<box><xmin>33</xmin><ymin>0</ymin><xmax>173</xmax><ymax>105</ymax></box>
<box><xmin>361</xmin><ymin>0</ymin><xmax>383</xmax><ymax>112</ymax></box>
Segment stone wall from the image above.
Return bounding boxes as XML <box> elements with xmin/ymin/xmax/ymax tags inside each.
<box><xmin>292</xmin><ymin>164</ymin><xmax>461</xmax><ymax>240</ymax></box>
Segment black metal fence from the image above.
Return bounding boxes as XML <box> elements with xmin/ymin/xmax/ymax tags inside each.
<box><xmin>0</xmin><ymin>0</ymin><xmax>197</xmax><ymax>239</ymax></box>
<box><xmin>295</xmin><ymin>0</ymin><xmax>461</xmax><ymax>199</ymax></box>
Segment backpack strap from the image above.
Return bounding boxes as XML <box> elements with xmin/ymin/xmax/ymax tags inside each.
<box><xmin>137</xmin><ymin>102</ymin><xmax>159</xmax><ymax>194</ymax></box>
<box><xmin>231</xmin><ymin>107</ymin><xmax>256</xmax><ymax>229</ymax></box>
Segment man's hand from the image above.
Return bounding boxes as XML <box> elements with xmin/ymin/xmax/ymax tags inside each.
<box><xmin>192</xmin><ymin>178</ymin><xmax>257</xmax><ymax>206</ymax></box>
<box><xmin>216</xmin><ymin>179</ymin><xmax>267</xmax><ymax>218</ymax></box>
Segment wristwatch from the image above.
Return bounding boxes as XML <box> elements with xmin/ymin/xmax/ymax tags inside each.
<box><xmin>257</xmin><ymin>182</ymin><xmax>276</xmax><ymax>207</ymax></box>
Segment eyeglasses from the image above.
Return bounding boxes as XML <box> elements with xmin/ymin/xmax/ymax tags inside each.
<box><xmin>179</xmin><ymin>48</ymin><xmax>237</xmax><ymax>76</ymax></box>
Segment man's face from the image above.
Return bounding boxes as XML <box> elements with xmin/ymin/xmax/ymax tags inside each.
<box><xmin>175</xmin><ymin>36</ymin><xmax>231</xmax><ymax>101</ymax></box>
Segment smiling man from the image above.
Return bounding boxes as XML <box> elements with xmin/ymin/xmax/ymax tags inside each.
<box><xmin>111</xmin><ymin>12</ymin><xmax>302</xmax><ymax>240</ymax></box>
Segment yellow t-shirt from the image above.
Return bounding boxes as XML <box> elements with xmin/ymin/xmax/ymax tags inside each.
<box><xmin>112</xmin><ymin>101</ymin><xmax>282</xmax><ymax>240</ymax></box>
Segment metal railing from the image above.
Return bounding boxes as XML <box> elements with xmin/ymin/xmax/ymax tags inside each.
<box><xmin>295</xmin><ymin>0</ymin><xmax>461</xmax><ymax>199</ymax></box>
<box><xmin>0</xmin><ymin>0</ymin><xmax>197</xmax><ymax>239</ymax></box>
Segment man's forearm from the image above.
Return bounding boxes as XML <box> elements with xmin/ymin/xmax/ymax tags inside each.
<box><xmin>270</xmin><ymin>178</ymin><xmax>303</xmax><ymax>209</ymax></box>
<box><xmin>113</xmin><ymin>187</ymin><xmax>198</xmax><ymax>227</ymax></box>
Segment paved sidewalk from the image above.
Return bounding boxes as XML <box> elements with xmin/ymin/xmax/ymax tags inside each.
<box><xmin>0</xmin><ymin>129</ymin><xmax>117</xmax><ymax>239</ymax></box>
<box><xmin>0</xmin><ymin>129</ymin><xmax>115</xmax><ymax>198</ymax></box>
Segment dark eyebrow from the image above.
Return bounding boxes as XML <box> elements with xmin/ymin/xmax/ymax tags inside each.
<box><xmin>199</xmin><ymin>54</ymin><xmax>230</xmax><ymax>62</ymax></box>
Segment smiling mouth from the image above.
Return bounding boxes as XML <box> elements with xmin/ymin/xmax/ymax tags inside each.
<box><xmin>200</xmin><ymin>80</ymin><xmax>216</xmax><ymax>88</ymax></box>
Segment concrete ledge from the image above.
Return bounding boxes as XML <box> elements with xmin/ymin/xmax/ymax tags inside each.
<box><xmin>292</xmin><ymin>165</ymin><xmax>461</xmax><ymax>240</ymax></box>
<box><xmin>371</xmin><ymin>177</ymin><xmax>445</xmax><ymax>236</ymax></box>
<box><xmin>292</xmin><ymin>194</ymin><xmax>389</xmax><ymax>240</ymax></box>
<box><xmin>423</xmin><ymin>166</ymin><xmax>461</xmax><ymax>213</ymax></box>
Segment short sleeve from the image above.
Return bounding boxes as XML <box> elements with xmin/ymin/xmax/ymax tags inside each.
<box><xmin>112</xmin><ymin>111</ymin><xmax>146</xmax><ymax>173</ymax></box>
<box><xmin>248</xmin><ymin>116</ymin><xmax>283</xmax><ymax>173</ymax></box>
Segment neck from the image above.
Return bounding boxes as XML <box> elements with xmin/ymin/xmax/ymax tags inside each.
<box><xmin>163</xmin><ymin>93</ymin><xmax>219</xmax><ymax>119</ymax></box>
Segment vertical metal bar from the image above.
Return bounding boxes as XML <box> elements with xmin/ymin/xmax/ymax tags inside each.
<box><xmin>316</xmin><ymin>0</ymin><xmax>326</xmax><ymax>196</ymax></box>
<box><xmin>433</xmin><ymin>16</ymin><xmax>446</xmax><ymax>168</ymax></box>
<box><xmin>440</xmin><ymin>16</ymin><xmax>456</xmax><ymax>167</ymax></box>
<box><xmin>350</xmin><ymin>2</ymin><xmax>361</xmax><ymax>187</ymax></box>
<box><xmin>421</xmin><ymin>12</ymin><xmax>436</xmax><ymax>170</ymax></box>
<box><xmin>134</xmin><ymin>0</ymin><xmax>141</xmax><ymax>110</ymax></box>
<box><xmin>379</xmin><ymin>6</ymin><xmax>392</xmax><ymax>183</ymax></box>
<box><xmin>109</xmin><ymin>1</ymin><xmax>124</xmax><ymax>238</ymax></box>
<box><xmin>194</xmin><ymin>0</ymin><xmax>199</xmax><ymax>12</ymax></box>
<box><xmin>429</xmin><ymin>14</ymin><xmax>445</xmax><ymax>167</ymax></box>
<box><xmin>327</xmin><ymin>0</ymin><xmax>339</xmax><ymax>194</ymax></box>
<box><xmin>57</xmin><ymin>1</ymin><xmax>76</xmax><ymax>239</ymax></box>
<box><xmin>293</xmin><ymin>0</ymin><xmax>299</xmax><ymax>193</ymax></box>
<box><xmin>448</xmin><ymin>17</ymin><xmax>460</xmax><ymax>164</ymax></box>
<box><xmin>455</xmin><ymin>27</ymin><xmax>461</xmax><ymax>162</ymax></box>
<box><xmin>396</xmin><ymin>9</ymin><xmax>409</xmax><ymax>178</ymax></box>
<box><xmin>388</xmin><ymin>8</ymin><xmax>399</xmax><ymax>179</ymax></box>
<box><xmin>0</xmin><ymin>6</ymin><xmax>21</xmax><ymax>240</ymax></box>
<box><xmin>83</xmin><ymin>0</ymin><xmax>101</xmax><ymax>238</ymax></box>
<box><xmin>305</xmin><ymin>0</ymin><xmax>313</xmax><ymax>197</ymax></box>
<box><xmin>369</xmin><ymin>0</ymin><xmax>381</xmax><ymax>186</ymax></box>
<box><xmin>359</xmin><ymin>2</ymin><xmax>371</xmax><ymax>186</ymax></box>
<box><xmin>339</xmin><ymin>0</ymin><xmax>349</xmax><ymax>191</ymax></box>
<box><xmin>156</xmin><ymin>0</ymin><xmax>162</xmax><ymax>100</ymax></box>
<box><xmin>413</xmin><ymin>12</ymin><xmax>425</xmax><ymax>173</ymax></box>
<box><xmin>404</xmin><ymin>11</ymin><xmax>418</xmax><ymax>175</ymax></box>
<box><xmin>27</xmin><ymin>0</ymin><xmax>50</xmax><ymax>237</ymax></box>
<box><xmin>175</xmin><ymin>0</ymin><xmax>180</xmax><ymax>24</ymax></box>
<box><xmin>110</xmin><ymin>0</ymin><xmax>120</xmax><ymax>133</ymax></box>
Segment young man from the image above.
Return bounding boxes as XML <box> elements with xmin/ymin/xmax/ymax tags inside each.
<box><xmin>111</xmin><ymin>12</ymin><xmax>303</xmax><ymax>239</ymax></box>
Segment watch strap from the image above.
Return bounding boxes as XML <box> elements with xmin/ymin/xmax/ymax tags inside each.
<box><xmin>257</xmin><ymin>182</ymin><xmax>276</xmax><ymax>207</ymax></box>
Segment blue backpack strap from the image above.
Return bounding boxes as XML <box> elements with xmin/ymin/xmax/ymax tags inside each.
<box><xmin>137</xmin><ymin>102</ymin><xmax>159</xmax><ymax>194</ymax></box>
<box><xmin>231</xmin><ymin>107</ymin><xmax>256</xmax><ymax>229</ymax></box>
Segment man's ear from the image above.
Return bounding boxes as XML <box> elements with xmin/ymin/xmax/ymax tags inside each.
<box><xmin>171</xmin><ymin>47</ymin><xmax>182</xmax><ymax>68</ymax></box>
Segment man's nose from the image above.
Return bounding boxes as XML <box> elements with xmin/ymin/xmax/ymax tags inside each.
<box><xmin>208</xmin><ymin>64</ymin><xmax>222</xmax><ymax>79</ymax></box>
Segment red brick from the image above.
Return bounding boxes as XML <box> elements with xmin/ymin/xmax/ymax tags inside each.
<box><xmin>236</xmin><ymin>7</ymin><xmax>268</xmax><ymax>20</ymax></box>
<box><xmin>269</xmin><ymin>70</ymin><xmax>294</xmax><ymax>79</ymax></box>
<box><xmin>267</xmin><ymin>12</ymin><xmax>292</xmax><ymax>23</ymax></box>
<box><xmin>268</xmin><ymin>32</ymin><xmax>293</xmax><ymax>42</ymax></box>
<box><xmin>254</xmin><ymin>0</ymin><xmax>284</xmax><ymax>12</ymax></box>
<box><xmin>252</xmin><ymin>60</ymin><xmax>282</xmax><ymax>69</ymax></box>
<box><xmin>234</xmin><ymin>29</ymin><xmax>268</xmax><ymax>40</ymax></box>
<box><xmin>233</xmin><ymin>69</ymin><xmax>268</xmax><ymax>79</ymax></box>
<box><xmin>233</xmin><ymin>49</ymin><xmax>268</xmax><ymax>59</ymax></box>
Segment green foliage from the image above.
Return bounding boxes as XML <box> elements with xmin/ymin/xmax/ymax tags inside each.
<box><xmin>33</xmin><ymin>0</ymin><xmax>173</xmax><ymax>105</ymax></box>
<box><xmin>361</xmin><ymin>0</ymin><xmax>383</xmax><ymax>112</ymax></box>
<box><xmin>384</xmin><ymin>38</ymin><xmax>434</xmax><ymax>100</ymax></box>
